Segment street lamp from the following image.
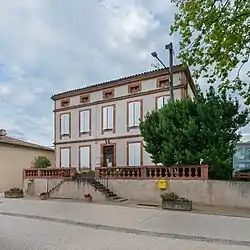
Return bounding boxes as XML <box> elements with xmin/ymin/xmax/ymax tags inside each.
<box><xmin>237</xmin><ymin>57</ymin><xmax>249</xmax><ymax>79</ymax></box>
<box><xmin>151</xmin><ymin>43</ymin><xmax>174</xmax><ymax>100</ymax></box>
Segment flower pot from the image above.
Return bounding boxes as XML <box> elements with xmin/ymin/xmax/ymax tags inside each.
<box><xmin>162</xmin><ymin>199</ymin><xmax>192</xmax><ymax>211</ymax></box>
<box><xmin>40</xmin><ymin>193</ymin><xmax>48</xmax><ymax>200</ymax></box>
<box><xmin>84</xmin><ymin>195</ymin><xmax>92</xmax><ymax>203</ymax></box>
<box><xmin>4</xmin><ymin>191</ymin><xmax>24</xmax><ymax>198</ymax></box>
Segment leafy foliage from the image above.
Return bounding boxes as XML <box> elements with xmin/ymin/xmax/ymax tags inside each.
<box><xmin>171</xmin><ymin>0</ymin><xmax>250</xmax><ymax>104</ymax></box>
<box><xmin>33</xmin><ymin>156</ymin><xmax>51</xmax><ymax>169</ymax></box>
<box><xmin>140</xmin><ymin>86</ymin><xmax>249</xmax><ymax>180</ymax></box>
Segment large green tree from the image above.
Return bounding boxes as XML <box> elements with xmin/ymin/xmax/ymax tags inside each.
<box><xmin>171</xmin><ymin>0</ymin><xmax>250</xmax><ymax>104</ymax></box>
<box><xmin>140</xmin><ymin>87</ymin><xmax>249</xmax><ymax>180</ymax></box>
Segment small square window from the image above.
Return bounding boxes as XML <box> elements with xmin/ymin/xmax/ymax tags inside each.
<box><xmin>157</xmin><ymin>78</ymin><xmax>169</xmax><ymax>88</ymax></box>
<box><xmin>60</xmin><ymin>99</ymin><xmax>70</xmax><ymax>107</ymax></box>
<box><xmin>128</xmin><ymin>83</ymin><xmax>141</xmax><ymax>93</ymax></box>
<box><xmin>103</xmin><ymin>89</ymin><xmax>114</xmax><ymax>99</ymax></box>
<box><xmin>80</xmin><ymin>95</ymin><xmax>90</xmax><ymax>104</ymax></box>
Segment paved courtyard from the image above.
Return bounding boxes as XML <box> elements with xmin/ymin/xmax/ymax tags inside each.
<box><xmin>1</xmin><ymin>198</ymin><xmax>250</xmax><ymax>249</ymax></box>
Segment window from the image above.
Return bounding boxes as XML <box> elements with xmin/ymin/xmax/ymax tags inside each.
<box><xmin>128</xmin><ymin>142</ymin><xmax>142</xmax><ymax>166</ymax></box>
<box><xmin>128</xmin><ymin>101</ymin><xmax>142</xmax><ymax>128</ymax></box>
<box><xmin>79</xmin><ymin>110</ymin><xmax>91</xmax><ymax>134</ymax></box>
<box><xmin>156</xmin><ymin>96</ymin><xmax>169</xmax><ymax>110</ymax></box>
<box><xmin>60</xmin><ymin>148</ymin><xmax>70</xmax><ymax>167</ymax></box>
<box><xmin>79</xmin><ymin>146</ymin><xmax>91</xmax><ymax>170</ymax></box>
<box><xmin>157</xmin><ymin>77</ymin><xmax>169</xmax><ymax>88</ymax></box>
<box><xmin>102</xmin><ymin>105</ymin><xmax>115</xmax><ymax>132</ymax></box>
<box><xmin>60</xmin><ymin>113</ymin><xmax>70</xmax><ymax>137</ymax></box>
<box><xmin>103</xmin><ymin>89</ymin><xmax>114</xmax><ymax>99</ymax></box>
<box><xmin>60</xmin><ymin>99</ymin><xmax>70</xmax><ymax>107</ymax></box>
<box><xmin>128</xmin><ymin>83</ymin><xmax>141</xmax><ymax>93</ymax></box>
<box><xmin>80</xmin><ymin>94</ymin><xmax>90</xmax><ymax>104</ymax></box>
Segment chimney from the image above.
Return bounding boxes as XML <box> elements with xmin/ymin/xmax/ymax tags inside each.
<box><xmin>0</xmin><ymin>129</ymin><xmax>7</xmax><ymax>136</ymax></box>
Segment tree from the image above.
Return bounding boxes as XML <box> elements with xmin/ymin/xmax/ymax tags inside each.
<box><xmin>33</xmin><ymin>156</ymin><xmax>51</xmax><ymax>169</ymax></box>
<box><xmin>140</xmin><ymin>86</ymin><xmax>249</xmax><ymax>180</ymax></box>
<box><xmin>170</xmin><ymin>0</ymin><xmax>250</xmax><ymax>104</ymax></box>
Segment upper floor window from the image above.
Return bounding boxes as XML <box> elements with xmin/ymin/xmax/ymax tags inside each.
<box><xmin>80</xmin><ymin>94</ymin><xmax>90</xmax><ymax>104</ymax></box>
<box><xmin>156</xmin><ymin>96</ymin><xmax>169</xmax><ymax>110</ymax></box>
<box><xmin>128</xmin><ymin>83</ymin><xmax>141</xmax><ymax>94</ymax></box>
<box><xmin>79</xmin><ymin>109</ymin><xmax>91</xmax><ymax>135</ymax></box>
<box><xmin>60</xmin><ymin>147</ymin><xmax>71</xmax><ymax>167</ymax></box>
<box><xmin>128</xmin><ymin>100</ymin><xmax>142</xmax><ymax>129</ymax></box>
<box><xmin>60</xmin><ymin>99</ymin><xmax>70</xmax><ymax>107</ymax></box>
<box><xmin>157</xmin><ymin>77</ymin><xmax>169</xmax><ymax>88</ymax></box>
<box><xmin>102</xmin><ymin>105</ymin><xmax>115</xmax><ymax>133</ymax></box>
<box><xmin>60</xmin><ymin>113</ymin><xmax>70</xmax><ymax>138</ymax></box>
<box><xmin>103</xmin><ymin>89</ymin><xmax>114</xmax><ymax>100</ymax></box>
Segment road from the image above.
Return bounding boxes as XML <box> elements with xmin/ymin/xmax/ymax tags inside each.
<box><xmin>1</xmin><ymin>199</ymin><xmax>250</xmax><ymax>249</ymax></box>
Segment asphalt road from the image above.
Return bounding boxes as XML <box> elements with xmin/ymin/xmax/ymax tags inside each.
<box><xmin>1</xmin><ymin>199</ymin><xmax>250</xmax><ymax>249</ymax></box>
<box><xmin>1</xmin><ymin>215</ymin><xmax>249</xmax><ymax>250</ymax></box>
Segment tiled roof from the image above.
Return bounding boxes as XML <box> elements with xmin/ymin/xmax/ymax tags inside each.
<box><xmin>0</xmin><ymin>135</ymin><xmax>54</xmax><ymax>152</ymax></box>
<box><xmin>51</xmin><ymin>65</ymin><xmax>187</xmax><ymax>100</ymax></box>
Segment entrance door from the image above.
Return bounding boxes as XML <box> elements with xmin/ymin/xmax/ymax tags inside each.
<box><xmin>102</xmin><ymin>145</ymin><xmax>115</xmax><ymax>167</ymax></box>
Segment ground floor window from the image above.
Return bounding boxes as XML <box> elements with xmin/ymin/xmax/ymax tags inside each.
<box><xmin>60</xmin><ymin>147</ymin><xmax>70</xmax><ymax>167</ymax></box>
<box><xmin>128</xmin><ymin>142</ymin><xmax>142</xmax><ymax>166</ymax></box>
<box><xmin>79</xmin><ymin>146</ymin><xmax>91</xmax><ymax>170</ymax></box>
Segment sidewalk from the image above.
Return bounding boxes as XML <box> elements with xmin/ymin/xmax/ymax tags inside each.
<box><xmin>1</xmin><ymin>198</ymin><xmax>250</xmax><ymax>244</ymax></box>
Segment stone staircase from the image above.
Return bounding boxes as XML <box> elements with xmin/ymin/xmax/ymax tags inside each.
<box><xmin>47</xmin><ymin>179</ymin><xmax>65</xmax><ymax>197</ymax></box>
<box><xmin>88</xmin><ymin>179</ymin><xmax>128</xmax><ymax>202</ymax></box>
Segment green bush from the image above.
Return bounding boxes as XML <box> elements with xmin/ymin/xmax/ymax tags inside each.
<box><xmin>33</xmin><ymin>156</ymin><xmax>51</xmax><ymax>169</ymax></box>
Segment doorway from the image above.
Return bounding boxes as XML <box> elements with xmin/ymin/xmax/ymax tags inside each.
<box><xmin>101</xmin><ymin>144</ymin><xmax>116</xmax><ymax>167</ymax></box>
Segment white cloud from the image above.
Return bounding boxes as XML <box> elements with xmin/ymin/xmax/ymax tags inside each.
<box><xmin>0</xmin><ymin>0</ymin><xmax>248</xmax><ymax>146</ymax></box>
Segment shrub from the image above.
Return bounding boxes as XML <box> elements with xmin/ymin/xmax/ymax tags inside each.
<box><xmin>33</xmin><ymin>156</ymin><xmax>51</xmax><ymax>169</ymax></box>
<box><xmin>161</xmin><ymin>192</ymin><xmax>189</xmax><ymax>202</ymax></box>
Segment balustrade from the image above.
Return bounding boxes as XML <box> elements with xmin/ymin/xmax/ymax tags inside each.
<box><xmin>23</xmin><ymin>168</ymin><xmax>77</xmax><ymax>179</ymax></box>
<box><xmin>95</xmin><ymin>165</ymin><xmax>208</xmax><ymax>180</ymax></box>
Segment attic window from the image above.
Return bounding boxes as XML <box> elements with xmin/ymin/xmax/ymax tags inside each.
<box><xmin>103</xmin><ymin>89</ymin><xmax>114</xmax><ymax>99</ymax></box>
<box><xmin>80</xmin><ymin>94</ymin><xmax>90</xmax><ymax>104</ymax></box>
<box><xmin>60</xmin><ymin>99</ymin><xmax>70</xmax><ymax>107</ymax></box>
<box><xmin>128</xmin><ymin>83</ymin><xmax>141</xmax><ymax>93</ymax></box>
<box><xmin>157</xmin><ymin>77</ymin><xmax>169</xmax><ymax>88</ymax></box>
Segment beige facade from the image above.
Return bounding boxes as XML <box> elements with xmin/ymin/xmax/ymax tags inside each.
<box><xmin>0</xmin><ymin>135</ymin><xmax>55</xmax><ymax>192</ymax></box>
<box><xmin>52</xmin><ymin>67</ymin><xmax>196</xmax><ymax>170</ymax></box>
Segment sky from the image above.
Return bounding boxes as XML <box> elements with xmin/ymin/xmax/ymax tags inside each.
<box><xmin>0</xmin><ymin>0</ymin><xmax>249</xmax><ymax>146</ymax></box>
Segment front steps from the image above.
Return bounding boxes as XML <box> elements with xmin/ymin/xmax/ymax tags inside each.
<box><xmin>88</xmin><ymin>179</ymin><xmax>128</xmax><ymax>202</ymax></box>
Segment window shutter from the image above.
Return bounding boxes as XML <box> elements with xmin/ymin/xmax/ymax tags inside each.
<box><xmin>84</xmin><ymin>111</ymin><xmax>90</xmax><ymax>132</ymax></box>
<box><xmin>80</xmin><ymin>110</ymin><xmax>90</xmax><ymax>133</ymax></box>
<box><xmin>134</xmin><ymin>101</ymin><xmax>141</xmax><ymax>126</ymax></box>
<box><xmin>61</xmin><ymin>148</ymin><xmax>70</xmax><ymax>167</ymax></box>
<box><xmin>129</xmin><ymin>102</ymin><xmax>134</xmax><ymax>127</ymax></box>
<box><xmin>80</xmin><ymin>147</ymin><xmax>90</xmax><ymax>169</ymax></box>
<box><xmin>157</xmin><ymin>96</ymin><xmax>168</xmax><ymax>110</ymax></box>
<box><xmin>157</xmin><ymin>97</ymin><xmax>164</xmax><ymax>109</ymax></box>
<box><xmin>107</xmin><ymin>106</ymin><xmax>113</xmax><ymax>129</ymax></box>
<box><xmin>128</xmin><ymin>143</ymin><xmax>135</xmax><ymax>166</ymax></box>
<box><xmin>61</xmin><ymin>114</ymin><xmax>69</xmax><ymax>135</ymax></box>
<box><xmin>128</xmin><ymin>143</ymin><xmax>141</xmax><ymax>166</ymax></box>
<box><xmin>103</xmin><ymin>107</ymin><xmax>108</xmax><ymax>130</ymax></box>
<box><xmin>134</xmin><ymin>143</ymin><xmax>141</xmax><ymax>166</ymax></box>
<box><xmin>80</xmin><ymin>112</ymin><xmax>84</xmax><ymax>132</ymax></box>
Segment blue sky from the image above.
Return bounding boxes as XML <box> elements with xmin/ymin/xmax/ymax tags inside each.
<box><xmin>0</xmin><ymin>0</ymin><xmax>249</xmax><ymax>146</ymax></box>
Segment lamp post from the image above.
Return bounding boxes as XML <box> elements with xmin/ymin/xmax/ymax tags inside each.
<box><xmin>151</xmin><ymin>43</ymin><xmax>174</xmax><ymax>100</ymax></box>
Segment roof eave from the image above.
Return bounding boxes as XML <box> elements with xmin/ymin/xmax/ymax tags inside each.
<box><xmin>0</xmin><ymin>141</ymin><xmax>54</xmax><ymax>152</ymax></box>
<box><xmin>51</xmin><ymin>66</ymin><xmax>187</xmax><ymax>101</ymax></box>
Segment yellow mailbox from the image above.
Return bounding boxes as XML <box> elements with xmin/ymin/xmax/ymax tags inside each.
<box><xmin>158</xmin><ymin>179</ymin><xmax>167</xmax><ymax>190</ymax></box>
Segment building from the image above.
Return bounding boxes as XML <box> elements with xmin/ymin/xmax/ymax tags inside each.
<box><xmin>52</xmin><ymin>66</ymin><xmax>196</xmax><ymax>170</ymax></box>
<box><xmin>0</xmin><ymin>129</ymin><xmax>55</xmax><ymax>192</ymax></box>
